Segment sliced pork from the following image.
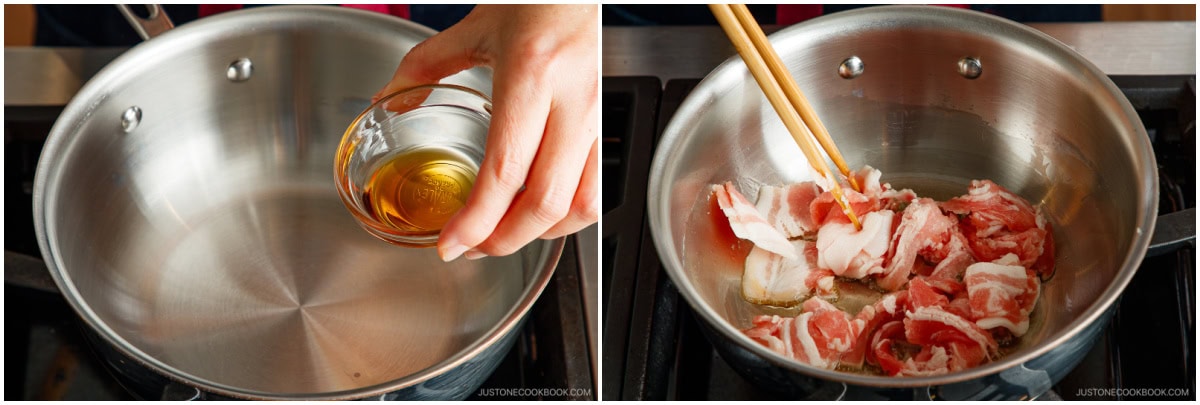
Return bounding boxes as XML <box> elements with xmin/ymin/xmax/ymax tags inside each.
<box><xmin>744</xmin><ymin>315</ymin><xmax>796</xmax><ymax>359</ymax></box>
<box><xmin>797</xmin><ymin>298</ymin><xmax>857</xmax><ymax>369</ymax></box>
<box><xmin>963</xmin><ymin>254</ymin><xmax>1040</xmax><ymax>336</ymax></box>
<box><xmin>755</xmin><ymin>182</ymin><xmax>822</xmax><ymax>239</ymax></box>
<box><xmin>742</xmin><ymin>297</ymin><xmax>858</xmax><ymax>369</ymax></box>
<box><xmin>712</xmin><ymin>182</ymin><xmax>796</xmax><ymax>258</ymax></box>
<box><xmin>853</xmin><ymin>165</ymin><xmax>918</xmax><ymax>211</ymax></box>
<box><xmin>844</xmin><ymin>291</ymin><xmax>907</xmax><ymax>368</ymax></box>
<box><xmin>942</xmin><ymin>180</ymin><xmax>1049</xmax><ymax>270</ymax></box>
<box><xmin>728</xmin><ymin>168</ymin><xmax>1053</xmax><ymax>377</ymax></box>
<box><xmin>742</xmin><ymin>240</ymin><xmax>834</xmax><ymax>307</ymax></box>
<box><xmin>809</xmin><ymin>188</ymin><xmax>880</xmax><ymax>228</ymax></box>
<box><xmin>816</xmin><ymin>210</ymin><xmax>895</xmax><ymax>279</ymax></box>
<box><xmin>879</xmin><ymin>198</ymin><xmax>961</xmax><ymax>291</ymax></box>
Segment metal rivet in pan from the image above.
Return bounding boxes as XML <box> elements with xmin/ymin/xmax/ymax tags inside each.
<box><xmin>958</xmin><ymin>57</ymin><xmax>983</xmax><ymax>79</ymax></box>
<box><xmin>227</xmin><ymin>58</ymin><xmax>253</xmax><ymax>82</ymax></box>
<box><xmin>121</xmin><ymin>106</ymin><xmax>142</xmax><ymax>133</ymax></box>
<box><xmin>838</xmin><ymin>56</ymin><xmax>864</xmax><ymax>79</ymax></box>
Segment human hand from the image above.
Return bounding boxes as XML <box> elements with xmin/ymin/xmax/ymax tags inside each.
<box><xmin>374</xmin><ymin>5</ymin><xmax>598</xmax><ymax>261</ymax></box>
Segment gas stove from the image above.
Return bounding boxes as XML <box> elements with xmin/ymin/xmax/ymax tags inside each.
<box><xmin>601</xmin><ymin>75</ymin><xmax>1195</xmax><ymax>400</ymax></box>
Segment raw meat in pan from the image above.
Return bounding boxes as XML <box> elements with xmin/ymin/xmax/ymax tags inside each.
<box><xmin>879</xmin><ymin>198</ymin><xmax>962</xmax><ymax>291</ymax></box>
<box><xmin>816</xmin><ymin>210</ymin><xmax>895</xmax><ymax>279</ymax></box>
<box><xmin>742</xmin><ymin>240</ymin><xmax>835</xmax><ymax>307</ymax></box>
<box><xmin>963</xmin><ymin>254</ymin><xmax>1041</xmax><ymax>337</ymax></box>
<box><xmin>942</xmin><ymin>180</ymin><xmax>1051</xmax><ymax>275</ymax></box>
<box><xmin>755</xmin><ymin>182</ymin><xmax>822</xmax><ymax>239</ymax></box>
<box><xmin>729</xmin><ymin>168</ymin><xmax>1052</xmax><ymax>376</ymax></box>
<box><xmin>712</xmin><ymin>182</ymin><xmax>797</xmax><ymax>258</ymax></box>
<box><xmin>844</xmin><ymin>291</ymin><xmax>907</xmax><ymax>368</ymax></box>
<box><xmin>743</xmin><ymin>297</ymin><xmax>858</xmax><ymax>369</ymax></box>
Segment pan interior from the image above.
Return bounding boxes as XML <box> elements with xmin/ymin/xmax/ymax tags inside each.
<box><xmin>90</xmin><ymin>186</ymin><xmax>527</xmax><ymax>394</ymax></box>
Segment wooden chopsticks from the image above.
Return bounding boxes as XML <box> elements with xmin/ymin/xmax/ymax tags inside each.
<box><xmin>709</xmin><ymin>4</ymin><xmax>863</xmax><ymax>230</ymax></box>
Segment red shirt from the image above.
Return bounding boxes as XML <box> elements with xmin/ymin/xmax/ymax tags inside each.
<box><xmin>199</xmin><ymin>4</ymin><xmax>410</xmax><ymax>19</ymax></box>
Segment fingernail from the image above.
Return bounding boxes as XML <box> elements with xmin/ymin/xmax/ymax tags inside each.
<box><xmin>441</xmin><ymin>244</ymin><xmax>469</xmax><ymax>262</ymax></box>
<box><xmin>464</xmin><ymin>249</ymin><xmax>488</xmax><ymax>260</ymax></box>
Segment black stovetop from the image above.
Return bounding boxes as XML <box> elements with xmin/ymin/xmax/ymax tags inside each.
<box><xmin>3</xmin><ymin>108</ymin><xmax>594</xmax><ymax>401</ymax></box>
<box><xmin>602</xmin><ymin>76</ymin><xmax>1196</xmax><ymax>400</ymax></box>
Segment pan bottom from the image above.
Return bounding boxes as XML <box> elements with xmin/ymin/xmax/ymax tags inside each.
<box><xmin>85</xmin><ymin>187</ymin><xmax>522</xmax><ymax>394</ymax></box>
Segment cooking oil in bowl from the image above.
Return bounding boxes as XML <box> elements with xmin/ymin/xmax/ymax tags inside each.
<box><xmin>362</xmin><ymin>146</ymin><xmax>477</xmax><ymax>232</ymax></box>
<box><xmin>335</xmin><ymin>84</ymin><xmax>491</xmax><ymax>247</ymax></box>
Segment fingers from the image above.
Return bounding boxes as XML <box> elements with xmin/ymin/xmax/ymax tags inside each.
<box><xmin>410</xmin><ymin>4</ymin><xmax>599</xmax><ymax>260</ymax></box>
<box><xmin>540</xmin><ymin>137</ymin><xmax>599</xmax><ymax>240</ymax></box>
<box><xmin>372</xmin><ymin>15</ymin><xmax>489</xmax><ymax>103</ymax></box>
<box><xmin>467</xmin><ymin>84</ymin><xmax>596</xmax><ymax>257</ymax></box>
<box><xmin>436</xmin><ymin>60</ymin><xmax>551</xmax><ymax>261</ymax></box>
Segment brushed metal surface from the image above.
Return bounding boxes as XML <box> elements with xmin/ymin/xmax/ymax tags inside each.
<box><xmin>33</xmin><ymin>6</ymin><xmax>560</xmax><ymax>399</ymax></box>
<box><xmin>602</xmin><ymin>22</ymin><xmax>1196</xmax><ymax>81</ymax></box>
<box><xmin>647</xmin><ymin>6</ymin><xmax>1156</xmax><ymax>397</ymax></box>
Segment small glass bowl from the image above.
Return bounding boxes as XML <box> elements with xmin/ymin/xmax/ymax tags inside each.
<box><xmin>335</xmin><ymin>84</ymin><xmax>492</xmax><ymax>247</ymax></box>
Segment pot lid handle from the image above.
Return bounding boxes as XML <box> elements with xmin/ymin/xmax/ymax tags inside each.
<box><xmin>116</xmin><ymin>5</ymin><xmax>175</xmax><ymax>41</ymax></box>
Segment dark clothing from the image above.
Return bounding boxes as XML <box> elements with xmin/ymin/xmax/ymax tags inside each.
<box><xmin>34</xmin><ymin>4</ymin><xmax>474</xmax><ymax>47</ymax></box>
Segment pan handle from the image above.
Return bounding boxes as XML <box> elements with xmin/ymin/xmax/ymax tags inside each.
<box><xmin>1147</xmin><ymin>207</ymin><xmax>1196</xmax><ymax>258</ymax></box>
<box><xmin>161</xmin><ymin>382</ymin><xmax>202</xmax><ymax>401</ymax></box>
<box><xmin>4</xmin><ymin>251</ymin><xmax>58</xmax><ymax>294</ymax></box>
<box><xmin>116</xmin><ymin>5</ymin><xmax>174</xmax><ymax>40</ymax></box>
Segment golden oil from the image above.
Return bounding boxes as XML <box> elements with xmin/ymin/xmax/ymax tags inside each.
<box><xmin>361</xmin><ymin>147</ymin><xmax>477</xmax><ymax>232</ymax></box>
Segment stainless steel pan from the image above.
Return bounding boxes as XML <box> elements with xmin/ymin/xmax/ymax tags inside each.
<box><xmin>33</xmin><ymin>5</ymin><xmax>562</xmax><ymax>400</ymax></box>
<box><xmin>648</xmin><ymin>6</ymin><xmax>1191</xmax><ymax>399</ymax></box>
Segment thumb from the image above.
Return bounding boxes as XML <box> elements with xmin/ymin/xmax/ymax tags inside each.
<box><xmin>373</xmin><ymin>22</ymin><xmax>485</xmax><ymax>102</ymax></box>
